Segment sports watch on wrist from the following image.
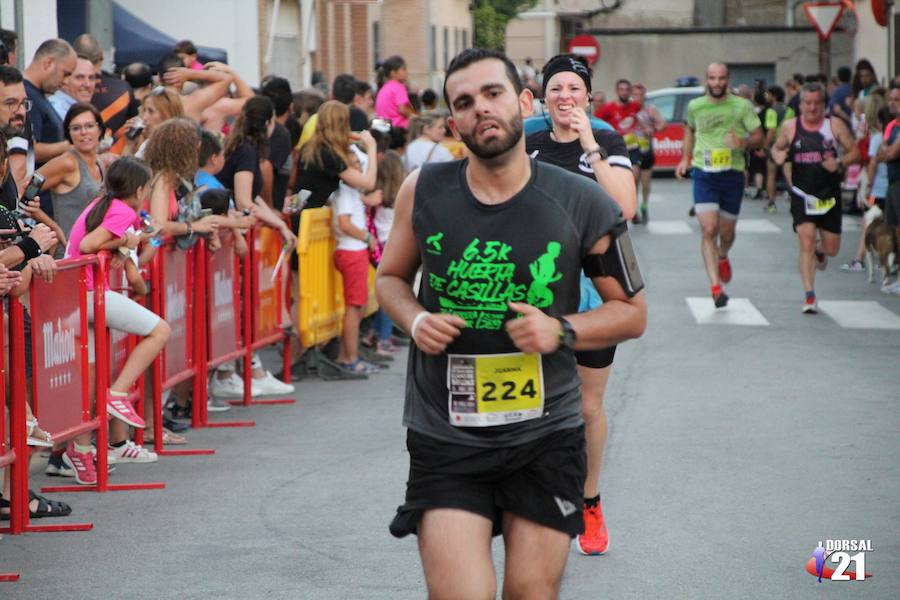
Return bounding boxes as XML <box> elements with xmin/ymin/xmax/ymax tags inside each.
<box><xmin>556</xmin><ymin>317</ymin><xmax>577</xmax><ymax>349</ymax></box>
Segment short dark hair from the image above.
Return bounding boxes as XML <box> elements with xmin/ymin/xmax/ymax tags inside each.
<box><xmin>261</xmin><ymin>76</ymin><xmax>293</xmax><ymax>116</ymax></box>
<box><xmin>793</xmin><ymin>72</ymin><xmax>805</xmax><ymax>84</ymax></box>
<box><xmin>0</xmin><ymin>65</ymin><xmax>23</xmax><ymax>86</ymax></box>
<box><xmin>616</xmin><ymin>78</ymin><xmax>631</xmax><ymax>87</ymax></box>
<box><xmin>198</xmin><ymin>130</ymin><xmax>223</xmax><ymax>167</ymax></box>
<box><xmin>200</xmin><ymin>188</ymin><xmax>230</xmax><ymax>215</ymax></box>
<box><xmin>837</xmin><ymin>66</ymin><xmax>852</xmax><ymax>83</ymax></box>
<box><xmin>63</xmin><ymin>103</ymin><xmax>104</xmax><ymax>144</ymax></box>
<box><xmin>877</xmin><ymin>106</ymin><xmax>892</xmax><ymax>127</ymax></box>
<box><xmin>354</xmin><ymin>80</ymin><xmax>372</xmax><ymax>98</ymax></box>
<box><xmin>421</xmin><ymin>88</ymin><xmax>437</xmax><ymax>107</ymax></box>
<box><xmin>0</xmin><ymin>29</ymin><xmax>17</xmax><ymax>55</ymax></box>
<box><xmin>158</xmin><ymin>52</ymin><xmax>184</xmax><ymax>76</ymax></box>
<box><xmin>767</xmin><ymin>85</ymin><xmax>785</xmax><ymax>103</ymax></box>
<box><xmin>123</xmin><ymin>62</ymin><xmax>152</xmax><ymax>89</ymax></box>
<box><xmin>174</xmin><ymin>40</ymin><xmax>198</xmax><ymax>56</ymax></box>
<box><xmin>332</xmin><ymin>74</ymin><xmax>357</xmax><ymax>104</ymax></box>
<box><xmin>442</xmin><ymin>48</ymin><xmax>523</xmax><ymax>109</ymax></box>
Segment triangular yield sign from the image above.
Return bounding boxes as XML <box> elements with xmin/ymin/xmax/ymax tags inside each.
<box><xmin>803</xmin><ymin>2</ymin><xmax>845</xmax><ymax>41</ymax></box>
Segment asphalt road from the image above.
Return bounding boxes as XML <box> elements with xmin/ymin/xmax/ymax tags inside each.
<box><xmin>4</xmin><ymin>179</ymin><xmax>899</xmax><ymax>599</ymax></box>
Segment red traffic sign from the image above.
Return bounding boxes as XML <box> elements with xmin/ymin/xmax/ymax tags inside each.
<box><xmin>803</xmin><ymin>2</ymin><xmax>845</xmax><ymax>41</ymax></box>
<box><xmin>871</xmin><ymin>0</ymin><xmax>888</xmax><ymax>27</ymax></box>
<box><xmin>567</xmin><ymin>34</ymin><xmax>601</xmax><ymax>66</ymax></box>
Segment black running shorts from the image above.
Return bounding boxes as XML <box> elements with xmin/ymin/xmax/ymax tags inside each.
<box><xmin>886</xmin><ymin>180</ymin><xmax>900</xmax><ymax>227</ymax></box>
<box><xmin>389</xmin><ymin>426</ymin><xmax>586</xmax><ymax>539</ymax></box>
<box><xmin>790</xmin><ymin>190</ymin><xmax>842</xmax><ymax>234</ymax></box>
<box><xmin>574</xmin><ymin>345</ymin><xmax>617</xmax><ymax>369</ymax></box>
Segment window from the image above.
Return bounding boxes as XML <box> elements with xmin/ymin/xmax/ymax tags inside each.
<box><xmin>645</xmin><ymin>94</ymin><xmax>678</xmax><ymax>122</ymax></box>
<box><xmin>430</xmin><ymin>26</ymin><xmax>436</xmax><ymax>71</ymax></box>
<box><xmin>372</xmin><ymin>22</ymin><xmax>380</xmax><ymax>66</ymax></box>
<box><xmin>443</xmin><ymin>27</ymin><xmax>449</xmax><ymax>69</ymax></box>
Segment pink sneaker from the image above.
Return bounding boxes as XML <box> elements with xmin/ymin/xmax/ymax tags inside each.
<box><xmin>107</xmin><ymin>391</ymin><xmax>146</xmax><ymax>428</ymax></box>
<box><xmin>62</xmin><ymin>444</ymin><xmax>97</xmax><ymax>485</ymax></box>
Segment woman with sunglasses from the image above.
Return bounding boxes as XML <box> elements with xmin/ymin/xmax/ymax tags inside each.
<box><xmin>23</xmin><ymin>103</ymin><xmax>109</xmax><ymax>247</ymax></box>
<box><xmin>121</xmin><ymin>87</ymin><xmax>184</xmax><ymax>159</ymax></box>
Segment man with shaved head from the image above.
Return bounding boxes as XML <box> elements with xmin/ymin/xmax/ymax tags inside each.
<box><xmin>74</xmin><ymin>33</ymin><xmax>137</xmax><ymax>150</ymax></box>
<box><xmin>677</xmin><ymin>62</ymin><xmax>763</xmax><ymax>308</ymax></box>
<box><xmin>23</xmin><ymin>39</ymin><xmax>76</xmax><ymax>168</ymax></box>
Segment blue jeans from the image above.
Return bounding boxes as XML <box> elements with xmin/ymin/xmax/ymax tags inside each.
<box><xmin>373</xmin><ymin>308</ymin><xmax>393</xmax><ymax>342</ymax></box>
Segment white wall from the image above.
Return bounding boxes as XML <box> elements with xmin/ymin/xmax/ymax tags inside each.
<box><xmin>117</xmin><ymin>0</ymin><xmax>261</xmax><ymax>85</ymax></box>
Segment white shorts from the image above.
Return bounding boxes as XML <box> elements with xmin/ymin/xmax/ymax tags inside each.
<box><xmin>86</xmin><ymin>290</ymin><xmax>162</xmax><ymax>363</ymax></box>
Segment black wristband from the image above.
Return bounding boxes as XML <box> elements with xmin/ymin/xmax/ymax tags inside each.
<box><xmin>15</xmin><ymin>237</ymin><xmax>42</xmax><ymax>262</ymax></box>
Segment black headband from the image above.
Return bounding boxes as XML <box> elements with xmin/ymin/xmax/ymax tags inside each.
<box><xmin>542</xmin><ymin>57</ymin><xmax>592</xmax><ymax>96</ymax></box>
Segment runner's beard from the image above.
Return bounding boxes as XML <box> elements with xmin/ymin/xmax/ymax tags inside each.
<box><xmin>459</xmin><ymin>115</ymin><xmax>523</xmax><ymax>160</ymax></box>
<box><xmin>618</xmin><ymin>95</ymin><xmax>630</xmax><ymax>103</ymax></box>
<box><xmin>707</xmin><ymin>85</ymin><xmax>727</xmax><ymax>99</ymax></box>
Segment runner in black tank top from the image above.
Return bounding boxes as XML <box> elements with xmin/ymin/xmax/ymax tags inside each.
<box><xmin>771</xmin><ymin>83</ymin><xmax>859</xmax><ymax>313</ymax></box>
<box><xmin>375</xmin><ymin>49</ymin><xmax>646</xmax><ymax>598</ymax></box>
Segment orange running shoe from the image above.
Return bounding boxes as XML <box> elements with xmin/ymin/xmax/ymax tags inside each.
<box><xmin>576</xmin><ymin>501</ymin><xmax>609</xmax><ymax>555</ymax></box>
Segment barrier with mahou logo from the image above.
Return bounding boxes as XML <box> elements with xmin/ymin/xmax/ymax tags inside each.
<box><xmin>192</xmin><ymin>233</ymin><xmax>255</xmax><ymax>427</ymax></box>
<box><xmin>40</xmin><ymin>254</ymin><xmax>164</xmax><ymax>494</ymax></box>
<box><xmin>148</xmin><ymin>242</ymin><xmax>215</xmax><ymax>456</ymax></box>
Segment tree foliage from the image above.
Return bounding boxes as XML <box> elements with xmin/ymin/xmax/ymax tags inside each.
<box><xmin>472</xmin><ymin>0</ymin><xmax>538</xmax><ymax>51</ymax></box>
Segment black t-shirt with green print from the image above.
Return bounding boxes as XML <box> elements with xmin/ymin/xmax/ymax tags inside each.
<box><xmin>407</xmin><ymin>158</ymin><xmax>623</xmax><ymax>447</ymax></box>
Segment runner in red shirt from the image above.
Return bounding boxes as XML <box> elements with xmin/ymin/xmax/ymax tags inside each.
<box><xmin>596</xmin><ymin>79</ymin><xmax>644</xmax><ymax>219</ymax></box>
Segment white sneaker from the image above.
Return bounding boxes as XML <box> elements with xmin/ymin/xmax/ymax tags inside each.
<box><xmin>881</xmin><ymin>280</ymin><xmax>900</xmax><ymax>295</ymax></box>
<box><xmin>251</xmin><ymin>371</ymin><xmax>295</xmax><ymax>396</ymax></box>
<box><xmin>208</xmin><ymin>372</ymin><xmax>246</xmax><ymax>398</ymax></box>
<box><xmin>207</xmin><ymin>396</ymin><xmax>232</xmax><ymax>412</ymax></box>
<box><xmin>108</xmin><ymin>441</ymin><xmax>158</xmax><ymax>464</ymax></box>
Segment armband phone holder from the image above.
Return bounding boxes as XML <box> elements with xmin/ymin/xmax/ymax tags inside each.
<box><xmin>581</xmin><ymin>222</ymin><xmax>645</xmax><ymax>297</ymax></box>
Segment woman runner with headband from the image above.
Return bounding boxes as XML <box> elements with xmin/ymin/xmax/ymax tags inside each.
<box><xmin>525</xmin><ymin>53</ymin><xmax>637</xmax><ymax>556</ymax></box>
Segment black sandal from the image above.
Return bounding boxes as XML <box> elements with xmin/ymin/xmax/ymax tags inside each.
<box><xmin>0</xmin><ymin>490</ymin><xmax>73</xmax><ymax>519</ymax></box>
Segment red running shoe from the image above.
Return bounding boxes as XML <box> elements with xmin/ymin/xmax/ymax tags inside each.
<box><xmin>576</xmin><ymin>502</ymin><xmax>609</xmax><ymax>555</ymax></box>
<box><xmin>718</xmin><ymin>257</ymin><xmax>732</xmax><ymax>283</ymax></box>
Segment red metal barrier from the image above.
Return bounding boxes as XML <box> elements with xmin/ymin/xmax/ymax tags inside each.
<box><xmin>40</xmin><ymin>253</ymin><xmax>164</xmax><ymax>494</ymax></box>
<box><xmin>2</xmin><ymin>258</ymin><xmax>97</xmax><ymax>532</ymax></box>
<box><xmin>148</xmin><ymin>241</ymin><xmax>215</xmax><ymax>456</ymax></box>
<box><xmin>233</xmin><ymin>225</ymin><xmax>294</xmax><ymax>407</ymax></box>
<box><xmin>0</xmin><ymin>307</ymin><xmax>20</xmax><ymax>581</ymax></box>
<box><xmin>192</xmin><ymin>233</ymin><xmax>255</xmax><ymax>428</ymax></box>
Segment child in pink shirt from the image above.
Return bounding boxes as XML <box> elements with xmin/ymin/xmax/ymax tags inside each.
<box><xmin>375</xmin><ymin>56</ymin><xmax>416</xmax><ymax>129</ymax></box>
<box><xmin>62</xmin><ymin>157</ymin><xmax>171</xmax><ymax>484</ymax></box>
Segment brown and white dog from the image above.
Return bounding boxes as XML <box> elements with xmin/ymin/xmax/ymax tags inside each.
<box><xmin>864</xmin><ymin>210</ymin><xmax>898</xmax><ymax>286</ymax></box>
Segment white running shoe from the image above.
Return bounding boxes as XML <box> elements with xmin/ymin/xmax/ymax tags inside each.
<box><xmin>251</xmin><ymin>371</ymin><xmax>295</xmax><ymax>396</ymax></box>
<box><xmin>880</xmin><ymin>280</ymin><xmax>900</xmax><ymax>295</ymax></box>
<box><xmin>207</xmin><ymin>396</ymin><xmax>232</xmax><ymax>412</ymax></box>
<box><xmin>108</xmin><ymin>441</ymin><xmax>158</xmax><ymax>464</ymax></box>
<box><xmin>208</xmin><ymin>372</ymin><xmax>246</xmax><ymax>398</ymax></box>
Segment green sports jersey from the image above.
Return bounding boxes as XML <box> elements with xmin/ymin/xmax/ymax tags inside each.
<box><xmin>764</xmin><ymin>104</ymin><xmax>795</xmax><ymax>138</ymax></box>
<box><xmin>686</xmin><ymin>94</ymin><xmax>761</xmax><ymax>172</ymax></box>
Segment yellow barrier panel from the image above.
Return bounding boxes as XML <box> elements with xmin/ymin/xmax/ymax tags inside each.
<box><xmin>297</xmin><ymin>207</ymin><xmax>381</xmax><ymax>348</ymax></box>
<box><xmin>298</xmin><ymin>208</ymin><xmax>342</xmax><ymax>347</ymax></box>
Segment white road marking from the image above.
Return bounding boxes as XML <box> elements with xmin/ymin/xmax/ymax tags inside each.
<box><xmin>686</xmin><ymin>297</ymin><xmax>770</xmax><ymax>326</ymax></box>
<box><xmin>736</xmin><ymin>219</ymin><xmax>781</xmax><ymax>233</ymax></box>
<box><xmin>818</xmin><ymin>300</ymin><xmax>900</xmax><ymax>329</ymax></box>
<box><xmin>647</xmin><ymin>220</ymin><xmax>692</xmax><ymax>235</ymax></box>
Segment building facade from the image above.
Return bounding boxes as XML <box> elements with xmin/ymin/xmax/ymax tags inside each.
<box><xmin>506</xmin><ymin>0</ymin><xmax>897</xmax><ymax>95</ymax></box>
